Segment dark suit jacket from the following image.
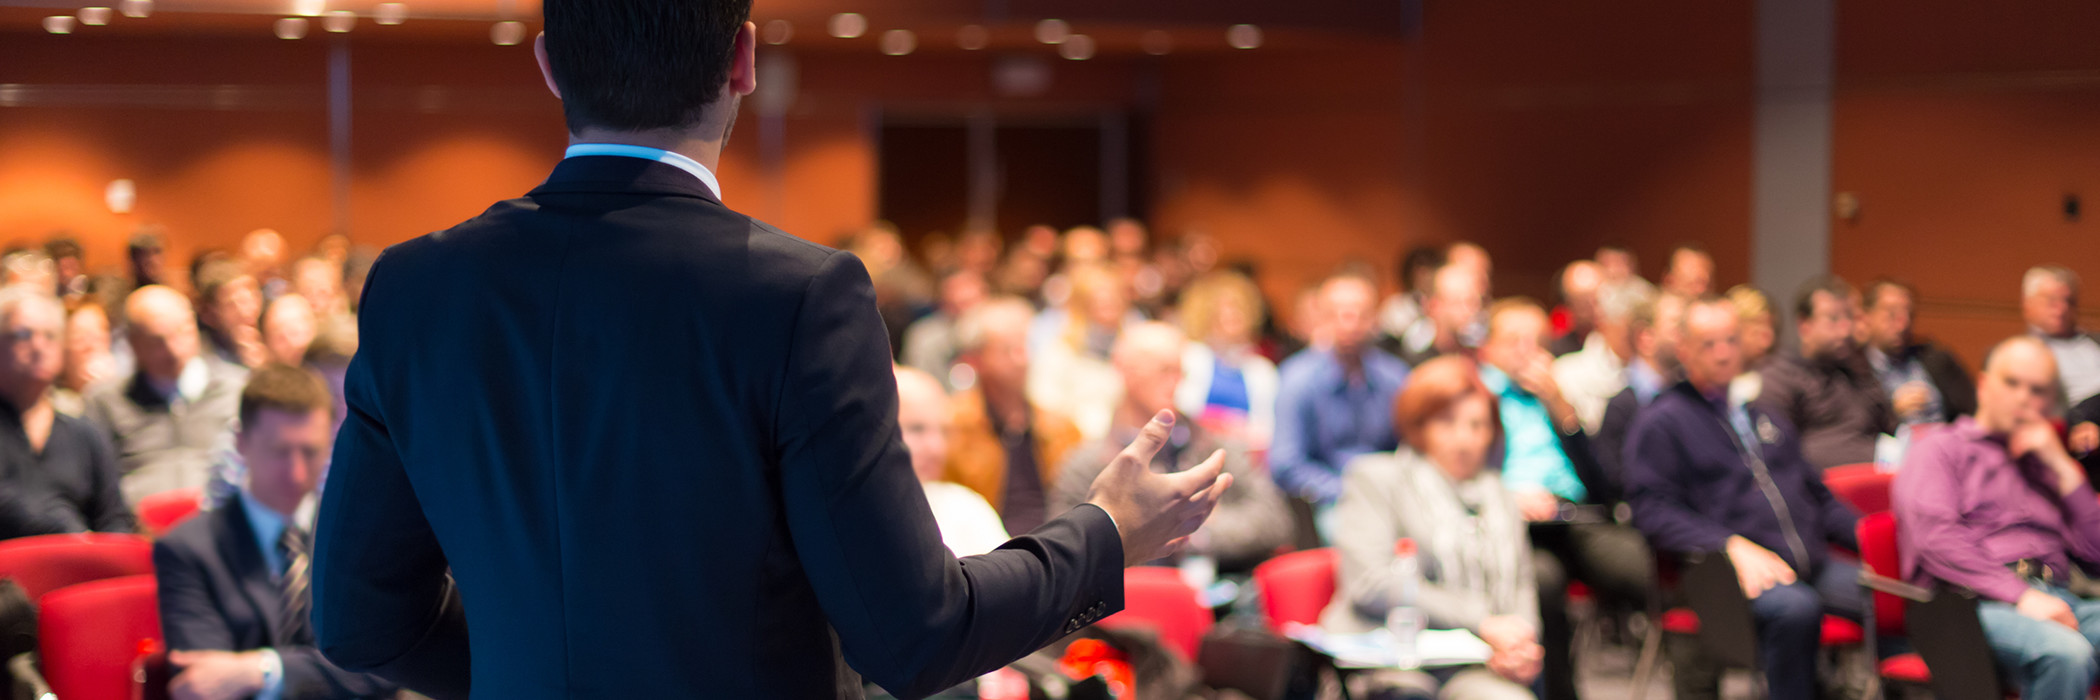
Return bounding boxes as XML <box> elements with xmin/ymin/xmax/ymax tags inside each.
<box><xmin>1591</xmin><ymin>387</ymin><xmax>1645</xmax><ymax>506</ymax></box>
<box><xmin>154</xmin><ymin>502</ymin><xmax>396</xmax><ymax>699</ymax></box>
<box><xmin>311</xmin><ymin>156</ymin><xmax>1125</xmax><ymax>700</ymax></box>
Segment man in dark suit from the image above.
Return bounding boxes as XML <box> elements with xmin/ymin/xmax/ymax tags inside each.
<box><xmin>156</xmin><ymin>364</ymin><xmax>396</xmax><ymax>700</ymax></box>
<box><xmin>308</xmin><ymin>3</ymin><xmax>1231</xmax><ymax>699</ymax></box>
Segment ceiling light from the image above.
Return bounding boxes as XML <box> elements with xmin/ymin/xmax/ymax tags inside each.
<box><xmin>1034</xmin><ymin>18</ymin><xmax>1069</xmax><ymax>45</ymax></box>
<box><xmin>956</xmin><ymin>24</ymin><xmax>987</xmax><ymax>50</ymax></box>
<box><xmin>275</xmin><ymin>16</ymin><xmax>308</xmax><ymax>39</ymax></box>
<box><xmin>1227</xmin><ymin>24</ymin><xmax>1262</xmax><ymax>49</ymax></box>
<box><xmin>77</xmin><ymin>7</ymin><xmax>112</xmax><ymax>25</ymax></box>
<box><xmin>373</xmin><ymin>2</ymin><xmax>406</xmax><ymax>25</ymax></box>
<box><xmin>827</xmin><ymin>13</ymin><xmax>865</xmax><ymax>39</ymax></box>
<box><xmin>762</xmin><ymin>19</ymin><xmax>792</xmax><ymax>45</ymax></box>
<box><xmin>1059</xmin><ymin>34</ymin><xmax>1094</xmax><ymax>61</ymax></box>
<box><xmin>491</xmin><ymin>20</ymin><xmax>525</xmax><ymax>46</ymax></box>
<box><xmin>880</xmin><ymin>29</ymin><xmax>915</xmax><ymax>56</ymax></box>
<box><xmin>1142</xmin><ymin>30</ymin><xmax>1173</xmax><ymax>56</ymax></box>
<box><xmin>42</xmin><ymin>15</ymin><xmax>75</xmax><ymax>34</ymax></box>
<box><xmin>324</xmin><ymin>10</ymin><xmax>355</xmax><ymax>32</ymax></box>
<box><xmin>119</xmin><ymin>0</ymin><xmax>151</xmax><ymax>18</ymax></box>
<box><xmin>291</xmin><ymin>0</ymin><xmax>324</xmax><ymax>17</ymax></box>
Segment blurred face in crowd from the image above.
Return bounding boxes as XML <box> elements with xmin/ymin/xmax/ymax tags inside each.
<box><xmin>0</xmin><ymin>295</ymin><xmax>65</xmax><ymax>396</ymax></box>
<box><xmin>893</xmin><ymin>367</ymin><xmax>952</xmax><ymax>484</ymax></box>
<box><xmin>1864</xmin><ymin>285</ymin><xmax>1915</xmax><ymax>354</ymax></box>
<box><xmin>63</xmin><ymin>305</ymin><xmax>111</xmax><ymax>392</ymax></box>
<box><xmin>1479</xmin><ymin>306</ymin><xmax>1551</xmax><ymax>378</ymax></box>
<box><xmin>125</xmin><ymin>286</ymin><xmax>201</xmax><ymax>384</ymax></box>
<box><xmin>130</xmin><ymin>246</ymin><xmax>166</xmax><ymax>287</ymax></box>
<box><xmin>240</xmin><ymin>406</ymin><xmax>330</xmax><ymax>516</ymax></box>
<box><xmin>1638</xmin><ymin>294</ymin><xmax>1688</xmax><ymax>373</ymax></box>
<box><xmin>1976</xmin><ymin>339</ymin><xmax>2059</xmax><ymax>435</ymax></box>
<box><xmin>1321</xmin><ymin>276</ymin><xmax>1379</xmax><ymax>355</ymax></box>
<box><xmin>1427</xmin><ymin>266</ymin><xmax>1485</xmax><ymax>343</ymax></box>
<box><xmin>1063</xmin><ymin>227</ymin><xmax>1109</xmax><ymax>265</ymax></box>
<box><xmin>956</xmin><ymin>232</ymin><xmax>1002</xmax><ymax>274</ymax></box>
<box><xmin>316</xmin><ymin>233</ymin><xmax>352</xmax><ymax>266</ymax></box>
<box><xmin>1595</xmin><ymin>248</ymin><xmax>1636</xmax><ymax>286</ymax></box>
<box><xmin>241</xmin><ymin>228</ymin><xmax>286</xmax><ymax>278</ymax></box>
<box><xmin>263</xmin><ymin>294</ymin><xmax>318</xmax><ymax>367</ymax></box>
<box><xmin>1421</xmin><ymin>385</ymin><xmax>1496</xmax><ymax>483</ymax></box>
<box><xmin>4</xmin><ymin>256</ymin><xmax>55</xmax><ymax>295</ymax></box>
<box><xmin>997</xmin><ymin>254</ymin><xmax>1049</xmax><ymax>299</ymax></box>
<box><xmin>206</xmin><ymin>272</ymin><xmax>263</xmax><ymax>334</ymax></box>
<box><xmin>1211</xmin><ymin>288</ymin><xmax>1259</xmax><ymax>346</ymax></box>
<box><xmin>293</xmin><ymin>258</ymin><xmax>344</xmax><ymax>317</ymax></box>
<box><xmin>1797</xmin><ymin>290</ymin><xmax>1857</xmax><ymax>361</ymax></box>
<box><xmin>1663</xmin><ymin>248</ymin><xmax>1713</xmax><ymax>298</ymax></box>
<box><xmin>939</xmin><ymin>272</ymin><xmax>989</xmax><ymax>318</ymax></box>
<box><xmin>1107</xmin><ymin>219</ymin><xmax>1147</xmax><ymax>260</ymax></box>
<box><xmin>1738</xmin><ymin>307</ymin><xmax>1775</xmax><ymax>367</ymax></box>
<box><xmin>1446</xmin><ymin>243</ymin><xmax>1492</xmax><ymax>294</ymax></box>
<box><xmin>1560</xmin><ymin>261</ymin><xmax>1603</xmax><ymax>329</ymax></box>
<box><xmin>1680</xmin><ymin>300</ymin><xmax>1744</xmax><ymax>395</ymax></box>
<box><xmin>1113</xmin><ymin>323</ymin><xmax>1186</xmax><ymax>420</ymax></box>
<box><xmin>966</xmin><ymin>304</ymin><xmax>1033</xmax><ymax>395</ymax></box>
<box><xmin>1072</xmin><ymin>267</ymin><xmax>1131</xmax><ymax>330</ymax></box>
<box><xmin>2026</xmin><ymin>275</ymin><xmax>2078</xmax><ymax>338</ymax></box>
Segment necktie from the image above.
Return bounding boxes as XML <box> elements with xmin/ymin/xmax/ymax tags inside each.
<box><xmin>277</xmin><ymin>524</ymin><xmax>313</xmax><ymax>644</ymax></box>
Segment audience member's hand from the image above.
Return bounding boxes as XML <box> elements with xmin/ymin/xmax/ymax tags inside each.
<box><xmin>2011</xmin><ymin>421</ymin><xmax>2086</xmax><ymax>495</ymax></box>
<box><xmin>1085</xmin><ymin>411</ymin><xmax>1233</xmax><ymax>567</ymax></box>
<box><xmin>1513</xmin><ymin>489</ymin><xmax>1560</xmax><ymax>522</ymax></box>
<box><xmin>167</xmin><ymin>650</ymin><xmax>264</xmax><ymax>700</ymax></box>
<box><xmin>1479</xmin><ymin>616</ymin><xmax>1542</xmax><ymax>684</ymax></box>
<box><xmin>2017</xmin><ymin>588</ymin><xmax>2079</xmax><ymax>631</ymax></box>
<box><xmin>1892</xmin><ymin>383</ymin><xmax>1930</xmax><ymax>419</ymax></box>
<box><xmin>2072</xmin><ymin>422</ymin><xmax>2100</xmax><ymax>456</ymax></box>
<box><xmin>1725</xmin><ymin>536</ymin><xmax>1797</xmax><ymax>599</ymax></box>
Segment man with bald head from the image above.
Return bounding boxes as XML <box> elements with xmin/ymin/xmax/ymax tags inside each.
<box><xmin>1274</xmin><ymin>273</ymin><xmax>1409</xmax><ymax>513</ymax></box>
<box><xmin>1396</xmin><ymin>263</ymin><xmax>1487</xmax><ymax>367</ymax></box>
<box><xmin>1053</xmin><ymin>322</ymin><xmax>1290</xmax><ymax>572</ymax></box>
<box><xmin>84</xmin><ymin>285</ymin><xmax>248</xmax><ymax>504</ymax></box>
<box><xmin>1897</xmin><ymin>336</ymin><xmax>2100</xmax><ymax>699</ymax></box>
<box><xmin>0</xmin><ymin>287</ymin><xmax>132</xmax><ymax>540</ymax></box>
<box><xmin>895</xmin><ymin>366</ymin><xmax>1007</xmax><ymax>558</ymax></box>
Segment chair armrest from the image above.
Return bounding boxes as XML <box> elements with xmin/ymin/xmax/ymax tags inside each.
<box><xmin>8</xmin><ymin>652</ymin><xmax>48</xmax><ymax>700</ymax></box>
<box><xmin>1857</xmin><ymin>570</ymin><xmax>1934</xmax><ymax>603</ymax></box>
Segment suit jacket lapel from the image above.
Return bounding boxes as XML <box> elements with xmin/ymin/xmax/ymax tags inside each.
<box><xmin>214</xmin><ymin>503</ymin><xmax>285</xmax><ymax>645</ymax></box>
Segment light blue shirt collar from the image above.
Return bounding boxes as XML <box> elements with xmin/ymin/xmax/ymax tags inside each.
<box><xmin>563</xmin><ymin>143</ymin><xmax>722</xmax><ymax>200</ymax></box>
<box><xmin>239</xmin><ymin>489</ymin><xmax>290</xmax><ymax>578</ymax></box>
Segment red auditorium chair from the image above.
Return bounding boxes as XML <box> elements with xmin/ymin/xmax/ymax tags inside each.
<box><xmin>1630</xmin><ymin>555</ymin><xmax>1865</xmax><ymax>700</ymax></box>
<box><xmin>27</xmin><ymin>574</ymin><xmax>163</xmax><ymax>700</ymax></box>
<box><xmin>0</xmin><ymin>532</ymin><xmax>154</xmax><ymax>602</ymax></box>
<box><xmin>1855</xmin><ymin>511</ymin><xmax>2006</xmax><ymax>700</ymax></box>
<box><xmin>1251</xmin><ymin>547</ymin><xmax>1338</xmax><ymax>631</ymax></box>
<box><xmin>136</xmin><ymin>487</ymin><xmax>205</xmax><ymax>537</ymax></box>
<box><xmin>1097</xmin><ymin>567</ymin><xmax>1213</xmax><ymax>663</ymax></box>
<box><xmin>1824</xmin><ymin>464</ymin><xmax>1895</xmax><ymax>515</ymax></box>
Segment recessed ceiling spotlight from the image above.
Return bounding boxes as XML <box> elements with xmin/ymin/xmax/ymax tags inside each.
<box><xmin>43</xmin><ymin>15</ymin><xmax>75</xmax><ymax>34</ymax></box>
<box><xmin>119</xmin><ymin>0</ymin><xmax>151</xmax><ymax>18</ymax></box>
<box><xmin>762</xmin><ymin>19</ymin><xmax>792</xmax><ymax>45</ymax></box>
<box><xmin>1059</xmin><ymin>34</ymin><xmax>1094</xmax><ymax>61</ymax></box>
<box><xmin>827</xmin><ymin>13</ymin><xmax>866</xmax><ymax>39</ymax></box>
<box><xmin>1227</xmin><ymin>24</ymin><xmax>1262</xmax><ymax>50</ymax></box>
<box><xmin>77</xmin><ymin>7</ymin><xmax>113</xmax><ymax>25</ymax></box>
<box><xmin>1141</xmin><ymin>30</ymin><xmax>1173</xmax><ymax>56</ymax></box>
<box><xmin>1034</xmin><ymin>18</ymin><xmax>1069</xmax><ymax>45</ymax></box>
<box><xmin>880</xmin><ymin>29</ymin><xmax>915</xmax><ymax>56</ymax></box>
<box><xmin>275</xmin><ymin>16</ymin><xmax>309</xmax><ymax>39</ymax></box>
<box><xmin>491</xmin><ymin>20</ymin><xmax>526</xmax><ymax>46</ymax></box>
<box><xmin>291</xmin><ymin>0</ymin><xmax>324</xmax><ymax>18</ymax></box>
<box><xmin>324</xmin><ymin>10</ymin><xmax>355</xmax><ymax>32</ymax></box>
<box><xmin>373</xmin><ymin>2</ymin><xmax>407</xmax><ymax>25</ymax></box>
<box><xmin>956</xmin><ymin>24</ymin><xmax>987</xmax><ymax>50</ymax></box>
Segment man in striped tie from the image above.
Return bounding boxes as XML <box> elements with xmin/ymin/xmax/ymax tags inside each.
<box><xmin>154</xmin><ymin>364</ymin><xmax>398</xmax><ymax>699</ymax></box>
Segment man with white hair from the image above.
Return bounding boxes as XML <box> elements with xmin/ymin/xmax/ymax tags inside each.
<box><xmin>2024</xmin><ymin>265</ymin><xmax>2100</xmax><ymax>407</ymax></box>
<box><xmin>83</xmin><ymin>285</ymin><xmax>248</xmax><ymax>504</ymax></box>
<box><xmin>943</xmin><ymin>296</ymin><xmax>1084</xmax><ymax>537</ymax></box>
<box><xmin>1552</xmin><ymin>278</ymin><xmax>1654</xmax><ymax>434</ymax></box>
<box><xmin>1053</xmin><ymin>323</ymin><xmax>1292</xmax><ymax>572</ymax></box>
<box><xmin>0</xmin><ymin>287</ymin><xmax>131</xmax><ymax>540</ymax></box>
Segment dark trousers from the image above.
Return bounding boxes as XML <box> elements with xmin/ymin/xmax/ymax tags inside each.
<box><xmin>1749</xmin><ymin>560</ymin><xmax>1863</xmax><ymax>700</ymax></box>
<box><xmin>1531</xmin><ymin>522</ymin><xmax>1656</xmax><ymax>700</ymax></box>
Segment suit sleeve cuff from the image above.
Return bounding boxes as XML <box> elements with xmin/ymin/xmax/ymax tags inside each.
<box><xmin>1071</xmin><ymin>503</ymin><xmax>1126</xmax><ymax>616</ymax></box>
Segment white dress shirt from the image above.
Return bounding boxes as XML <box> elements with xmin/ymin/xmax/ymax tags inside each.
<box><xmin>563</xmin><ymin>143</ymin><xmax>723</xmax><ymax>201</ymax></box>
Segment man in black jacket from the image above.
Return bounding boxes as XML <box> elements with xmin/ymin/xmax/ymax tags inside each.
<box><xmin>1860</xmin><ymin>278</ymin><xmax>1975</xmax><ymax>425</ymax></box>
<box><xmin>309</xmin><ymin>3</ymin><xmax>1230</xmax><ymax>699</ymax></box>
<box><xmin>0</xmin><ymin>287</ymin><xmax>131</xmax><ymax>540</ymax></box>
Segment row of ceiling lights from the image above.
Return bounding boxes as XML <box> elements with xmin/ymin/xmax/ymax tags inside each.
<box><xmin>767</xmin><ymin>15</ymin><xmax>1265</xmax><ymax>59</ymax></box>
<box><xmin>43</xmin><ymin>2</ymin><xmax>530</xmax><ymax>45</ymax></box>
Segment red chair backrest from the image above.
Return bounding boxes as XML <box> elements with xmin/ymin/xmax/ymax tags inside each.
<box><xmin>1098</xmin><ymin>567</ymin><xmax>1213</xmax><ymax>662</ymax></box>
<box><xmin>1252</xmin><ymin>547</ymin><xmax>1339</xmax><ymax>631</ymax></box>
<box><xmin>1856</xmin><ymin>511</ymin><xmax>1906</xmax><ymax>636</ymax></box>
<box><xmin>37</xmin><ymin>574</ymin><xmax>161</xmax><ymax>700</ymax></box>
<box><xmin>0</xmin><ymin>533</ymin><xmax>154</xmax><ymax>602</ymax></box>
<box><xmin>1825</xmin><ymin>464</ymin><xmax>1894</xmax><ymax>515</ymax></box>
<box><xmin>136</xmin><ymin>488</ymin><xmax>204</xmax><ymax>538</ymax></box>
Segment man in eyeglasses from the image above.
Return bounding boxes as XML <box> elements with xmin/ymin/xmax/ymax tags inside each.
<box><xmin>0</xmin><ymin>286</ymin><xmax>132</xmax><ymax>541</ymax></box>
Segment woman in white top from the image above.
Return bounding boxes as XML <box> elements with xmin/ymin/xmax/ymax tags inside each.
<box><xmin>1175</xmin><ymin>271</ymin><xmax>1280</xmax><ymax>451</ymax></box>
<box><xmin>895</xmin><ymin>366</ymin><xmax>1008</xmax><ymax>556</ymax></box>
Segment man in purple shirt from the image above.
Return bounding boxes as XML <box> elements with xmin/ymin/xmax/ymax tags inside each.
<box><xmin>1894</xmin><ymin>335</ymin><xmax>2100</xmax><ymax>699</ymax></box>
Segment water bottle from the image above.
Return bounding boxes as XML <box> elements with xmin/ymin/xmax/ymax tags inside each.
<box><xmin>1386</xmin><ymin>538</ymin><xmax>1423</xmax><ymax>669</ymax></box>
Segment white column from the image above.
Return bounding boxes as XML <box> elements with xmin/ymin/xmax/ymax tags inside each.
<box><xmin>1751</xmin><ymin>0</ymin><xmax>1835</xmax><ymax>318</ymax></box>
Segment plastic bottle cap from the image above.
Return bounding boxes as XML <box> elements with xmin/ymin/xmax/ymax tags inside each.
<box><xmin>1394</xmin><ymin>538</ymin><xmax>1416</xmax><ymax>556</ymax></box>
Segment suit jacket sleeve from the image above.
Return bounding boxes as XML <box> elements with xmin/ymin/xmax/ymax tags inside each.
<box><xmin>776</xmin><ymin>252</ymin><xmax>1124</xmax><ymax>700</ymax></box>
<box><xmin>1593</xmin><ymin>390</ymin><xmax>1637</xmax><ymax>504</ymax></box>
<box><xmin>277</xmin><ymin>647</ymin><xmax>399</xmax><ymax>700</ymax></box>
<box><xmin>154</xmin><ymin>539</ymin><xmax>240</xmax><ymax>652</ymax></box>
<box><xmin>311</xmin><ymin>260</ymin><xmax>473</xmax><ymax>700</ymax></box>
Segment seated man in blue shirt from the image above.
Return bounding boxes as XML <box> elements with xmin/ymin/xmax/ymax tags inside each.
<box><xmin>1476</xmin><ymin>298</ymin><xmax>1652</xmax><ymax>700</ymax></box>
<box><xmin>1271</xmin><ymin>273</ymin><xmax>1409</xmax><ymax>536</ymax></box>
<box><xmin>154</xmin><ymin>364</ymin><xmax>396</xmax><ymax>700</ymax></box>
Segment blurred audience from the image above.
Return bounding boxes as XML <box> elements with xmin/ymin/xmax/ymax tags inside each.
<box><xmin>260</xmin><ymin>294</ymin><xmax>319</xmax><ymax>369</ymax></box>
<box><xmin>1725</xmin><ymin>285</ymin><xmax>1777</xmax><ymax>406</ymax></box>
<box><xmin>1378</xmin><ymin>245</ymin><xmax>1446</xmax><ymax>358</ymax></box>
<box><xmin>240</xmin><ymin>228</ymin><xmax>289</xmax><ymax>298</ymax></box>
<box><xmin>57</xmin><ymin>303</ymin><xmax>115</xmax><ymax>416</ymax></box>
<box><xmin>2025</xmin><ymin>265</ymin><xmax>2100</xmax><ymax>408</ymax></box>
<box><xmin>1626</xmin><ymin>296</ymin><xmax>1862</xmax><ymax>700</ymax></box>
<box><xmin>1550</xmin><ymin>260</ymin><xmax>1604</xmax><ymax>358</ymax></box>
<box><xmin>193</xmin><ymin>257</ymin><xmax>266</xmax><ymax>369</ymax></box>
<box><xmin>902</xmin><ymin>271</ymin><xmax>990</xmax><ymax>390</ymax></box>
<box><xmin>944</xmin><ymin>297</ymin><xmax>1083</xmax><ymax>536</ymax></box>
<box><xmin>1174</xmin><ymin>271</ymin><xmax>1279</xmax><ymax>449</ymax></box>
<box><xmin>0</xmin><ymin>287</ymin><xmax>132</xmax><ymax>540</ymax></box>
<box><xmin>1322</xmin><ymin>355</ymin><xmax>1542</xmax><ymax>700</ymax></box>
<box><xmin>895</xmin><ymin>366</ymin><xmax>1008</xmax><ymax>557</ymax></box>
<box><xmin>129</xmin><ymin>230</ymin><xmax>170</xmax><ymax>289</ymax></box>
<box><xmin>1272</xmin><ymin>273</ymin><xmax>1407</xmax><ymax>515</ymax></box>
<box><xmin>84</xmin><ymin>285</ymin><xmax>248</xmax><ymax>505</ymax></box>
<box><xmin>1757</xmin><ymin>276</ymin><xmax>1895</xmax><ymax>469</ymax></box>
<box><xmin>289</xmin><ymin>256</ymin><xmax>349</xmax><ymax>324</ymax></box>
<box><xmin>1396</xmin><ymin>263</ymin><xmax>1486</xmax><ymax>367</ymax></box>
<box><xmin>1861</xmin><ymin>278</ymin><xmax>1975</xmax><ymax>426</ymax></box>
<box><xmin>1028</xmin><ymin>264</ymin><xmax>1135</xmax><ymax>440</ymax></box>
<box><xmin>1592</xmin><ymin>292</ymin><xmax>1684</xmax><ymax>499</ymax></box>
<box><xmin>1660</xmin><ymin>244</ymin><xmax>1714</xmax><ymax>298</ymax></box>
<box><xmin>1551</xmin><ymin>278</ymin><xmax>1650</xmax><ymax>435</ymax></box>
